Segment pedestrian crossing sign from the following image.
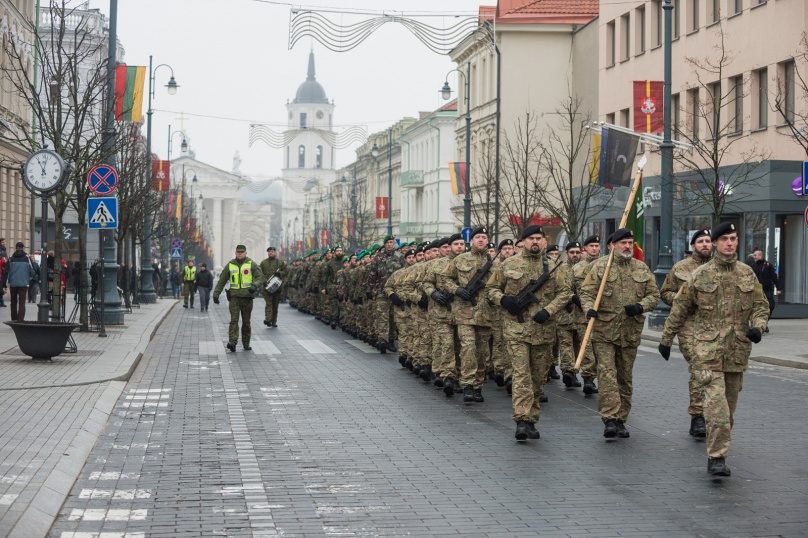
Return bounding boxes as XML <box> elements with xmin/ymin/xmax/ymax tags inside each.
<box><xmin>87</xmin><ymin>196</ymin><xmax>118</xmax><ymax>229</ymax></box>
<box><xmin>170</xmin><ymin>247</ymin><xmax>183</xmax><ymax>259</ymax></box>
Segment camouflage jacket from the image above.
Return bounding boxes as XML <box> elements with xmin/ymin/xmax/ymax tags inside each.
<box><xmin>369</xmin><ymin>249</ymin><xmax>402</xmax><ymax>297</ymax></box>
<box><xmin>384</xmin><ymin>264</ymin><xmax>417</xmax><ymax>308</ymax></box>
<box><xmin>580</xmin><ymin>255</ymin><xmax>660</xmax><ymax>347</ymax></box>
<box><xmin>659</xmin><ymin>252</ymin><xmax>711</xmax><ymax>341</ymax></box>
<box><xmin>259</xmin><ymin>258</ymin><xmax>287</xmax><ymax>281</ymax></box>
<box><xmin>572</xmin><ymin>253</ymin><xmax>601</xmax><ymax>324</ymax></box>
<box><xmin>552</xmin><ymin>257</ymin><xmax>577</xmax><ymax>327</ymax></box>
<box><xmin>486</xmin><ymin>250</ymin><xmax>573</xmax><ymax>345</ymax></box>
<box><xmin>438</xmin><ymin>248</ymin><xmax>493</xmax><ymax>327</ymax></box>
<box><xmin>418</xmin><ymin>255</ymin><xmax>454</xmax><ymax>322</ymax></box>
<box><xmin>399</xmin><ymin>262</ymin><xmax>427</xmax><ymax>305</ymax></box>
<box><xmin>660</xmin><ymin>252</ymin><xmax>769</xmax><ymax>372</ymax></box>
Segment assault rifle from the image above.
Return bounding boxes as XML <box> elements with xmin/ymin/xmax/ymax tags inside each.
<box><xmin>512</xmin><ymin>259</ymin><xmax>562</xmax><ymax>323</ymax></box>
<box><xmin>464</xmin><ymin>250</ymin><xmax>501</xmax><ymax>305</ymax></box>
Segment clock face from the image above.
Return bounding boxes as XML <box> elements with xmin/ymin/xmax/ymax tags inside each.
<box><xmin>24</xmin><ymin>150</ymin><xmax>65</xmax><ymax>192</ymax></box>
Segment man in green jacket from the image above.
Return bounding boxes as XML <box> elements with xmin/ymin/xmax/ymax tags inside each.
<box><xmin>213</xmin><ymin>245</ymin><xmax>265</xmax><ymax>352</ymax></box>
<box><xmin>260</xmin><ymin>246</ymin><xmax>287</xmax><ymax>328</ymax></box>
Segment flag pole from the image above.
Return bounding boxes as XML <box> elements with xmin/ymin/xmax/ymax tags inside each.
<box><xmin>574</xmin><ymin>154</ymin><xmax>647</xmax><ymax>370</ymax></box>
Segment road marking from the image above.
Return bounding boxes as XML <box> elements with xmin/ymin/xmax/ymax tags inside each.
<box><xmin>78</xmin><ymin>488</ymin><xmax>151</xmax><ymax>500</ymax></box>
<box><xmin>67</xmin><ymin>508</ymin><xmax>147</xmax><ymax>521</ymax></box>
<box><xmin>250</xmin><ymin>339</ymin><xmax>280</xmax><ymax>355</ymax></box>
<box><xmin>60</xmin><ymin>533</ymin><xmax>146</xmax><ymax>538</ymax></box>
<box><xmin>298</xmin><ymin>339</ymin><xmax>336</xmax><ymax>354</ymax></box>
<box><xmin>0</xmin><ymin>493</ymin><xmax>17</xmax><ymax>505</ymax></box>
<box><xmin>345</xmin><ymin>339</ymin><xmax>379</xmax><ymax>353</ymax></box>
<box><xmin>88</xmin><ymin>472</ymin><xmax>140</xmax><ymax>481</ymax></box>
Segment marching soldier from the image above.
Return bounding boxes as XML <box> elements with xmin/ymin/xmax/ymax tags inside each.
<box><xmin>321</xmin><ymin>246</ymin><xmax>344</xmax><ymax>329</ymax></box>
<box><xmin>260</xmin><ymin>246</ymin><xmax>287</xmax><ymax>328</ymax></box>
<box><xmin>385</xmin><ymin>248</ymin><xmax>417</xmax><ymax>368</ymax></box>
<box><xmin>438</xmin><ymin>227</ymin><xmax>495</xmax><ymax>403</ymax></box>
<box><xmin>581</xmin><ymin>228</ymin><xmax>660</xmax><ymax>439</ymax></box>
<box><xmin>486</xmin><ymin>225</ymin><xmax>573</xmax><ymax>441</ymax></box>
<box><xmin>369</xmin><ymin>236</ymin><xmax>402</xmax><ymax>353</ymax></box>
<box><xmin>659</xmin><ymin>223</ymin><xmax>768</xmax><ymax>476</ymax></box>
<box><xmin>182</xmin><ymin>258</ymin><xmax>197</xmax><ymax>309</ymax></box>
<box><xmin>659</xmin><ymin>228</ymin><xmax>712</xmax><ymax>438</ymax></box>
<box><xmin>489</xmin><ymin>238</ymin><xmax>515</xmax><ymax>387</ymax></box>
<box><xmin>213</xmin><ymin>244</ymin><xmax>264</xmax><ymax>352</ymax></box>
<box><xmin>574</xmin><ymin>234</ymin><xmax>602</xmax><ymax>394</ymax></box>
<box><xmin>556</xmin><ymin>241</ymin><xmax>583</xmax><ymax>388</ymax></box>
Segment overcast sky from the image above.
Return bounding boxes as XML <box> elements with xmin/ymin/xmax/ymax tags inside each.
<box><xmin>87</xmin><ymin>0</ymin><xmax>481</xmax><ymax>180</ymax></box>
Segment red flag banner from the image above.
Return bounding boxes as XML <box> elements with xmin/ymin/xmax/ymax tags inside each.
<box><xmin>151</xmin><ymin>160</ymin><xmax>170</xmax><ymax>192</ymax></box>
<box><xmin>375</xmin><ymin>196</ymin><xmax>389</xmax><ymax>219</ymax></box>
<box><xmin>633</xmin><ymin>80</ymin><xmax>664</xmax><ymax>134</ymax></box>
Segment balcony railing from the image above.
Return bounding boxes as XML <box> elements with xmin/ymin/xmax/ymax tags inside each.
<box><xmin>400</xmin><ymin>170</ymin><xmax>424</xmax><ymax>188</ymax></box>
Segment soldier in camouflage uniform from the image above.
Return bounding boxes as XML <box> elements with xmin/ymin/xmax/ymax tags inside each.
<box><xmin>659</xmin><ymin>228</ymin><xmax>712</xmax><ymax>439</ymax></box>
<box><xmin>385</xmin><ymin>248</ymin><xmax>417</xmax><ymax>365</ymax></box>
<box><xmin>321</xmin><ymin>246</ymin><xmax>344</xmax><ymax>329</ymax></box>
<box><xmin>573</xmin><ymin>234</ymin><xmax>602</xmax><ymax>395</ymax></box>
<box><xmin>260</xmin><ymin>246</ymin><xmax>287</xmax><ymax>328</ymax></box>
<box><xmin>213</xmin><ymin>244</ymin><xmax>265</xmax><ymax>352</ymax></box>
<box><xmin>403</xmin><ymin>242</ymin><xmax>438</xmax><ymax>380</ymax></box>
<box><xmin>489</xmin><ymin>238</ymin><xmax>515</xmax><ymax>387</ymax></box>
<box><xmin>659</xmin><ymin>223</ymin><xmax>768</xmax><ymax>476</ymax></box>
<box><xmin>438</xmin><ymin>227</ymin><xmax>495</xmax><ymax>403</ymax></box>
<box><xmin>556</xmin><ymin>241</ymin><xmax>583</xmax><ymax>388</ymax></box>
<box><xmin>581</xmin><ymin>228</ymin><xmax>660</xmax><ymax>439</ymax></box>
<box><xmin>370</xmin><ymin>236</ymin><xmax>402</xmax><ymax>352</ymax></box>
<box><xmin>486</xmin><ymin>225</ymin><xmax>573</xmax><ymax>441</ymax></box>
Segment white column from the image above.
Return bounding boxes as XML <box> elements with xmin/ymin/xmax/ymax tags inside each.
<box><xmin>213</xmin><ymin>198</ymin><xmax>223</xmax><ymax>270</ymax></box>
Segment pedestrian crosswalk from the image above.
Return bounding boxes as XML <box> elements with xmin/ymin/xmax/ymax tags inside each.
<box><xmin>297</xmin><ymin>339</ymin><xmax>336</xmax><ymax>354</ymax></box>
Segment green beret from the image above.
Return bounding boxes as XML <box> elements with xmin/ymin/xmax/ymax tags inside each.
<box><xmin>235</xmin><ymin>244</ymin><xmax>247</xmax><ymax>252</ymax></box>
<box><xmin>383</xmin><ymin>235</ymin><xmax>395</xmax><ymax>243</ymax></box>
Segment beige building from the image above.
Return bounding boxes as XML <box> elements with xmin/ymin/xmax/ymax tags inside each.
<box><xmin>599</xmin><ymin>0</ymin><xmax>808</xmax><ymax>311</ymax></box>
<box><xmin>449</xmin><ymin>0</ymin><xmax>599</xmax><ymax>241</ymax></box>
<box><xmin>0</xmin><ymin>0</ymin><xmax>34</xmax><ymax>246</ymax></box>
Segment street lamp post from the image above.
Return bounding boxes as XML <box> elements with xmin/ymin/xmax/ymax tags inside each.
<box><xmin>350</xmin><ymin>163</ymin><xmax>357</xmax><ymax>249</ymax></box>
<box><xmin>141</xmin><ymin>55</ymin><xmax>178</xmax><ymax>304</ymax></box>
<box><xmin>649</xmin><ymin>0</ymin><xmax>675</xmax><ymax>329</ymax></box>
<box><xmin>371</xmin><ymin>129</ymin><xmax>394</xmax><ymax>236</ymax></box>
<box><xmin>441</xmin><ymin>62</ymin><xmax>472</xmax><ymax>229</ymax></box>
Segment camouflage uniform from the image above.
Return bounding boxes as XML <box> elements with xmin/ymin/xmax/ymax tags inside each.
<box><xmin>555</xmin><ymin>256</ymin><xmax>581</xmax><ymax>378</ymax></box>
<box><xmin>370</xmin><ymin>248</ymin><xmax>402</xmax><ymax>347</ymax></box>
<box><xmin>488</xmin><ymin>257</ymin><xmax>511</xmax><ymax>381</ymax></box>
<box><xmin>384</xmin><ymin>263</ymin><xmax>414</xmax><ymax>360</ymax></box>
<box><xmin>573</xmin><ymin>253</ymin><xmax>601</xmax><ymax>381</ymax></box>
<box><xmin>661</xmin><ymin>252</ymin><xmax>768</xmax><ymax>459</ymax></box>
<box><xmin>259</xmin><ymin>256</ymin><xmax>287</xmax><ymax>325</ymax></box>
<box><xmin>580</xmin><ymin>255</ymin><xmax>660</xmax><ymax>424</ymax></box>
<box><xmin>419</xmin><ymin>254</ymin><xmax>457</xmax><ymax>382</ymax></box>
<box><xmin>438</xmin><ymin>248</ymin><xmax>493</xmax><ymax>390</ymax></box>
<box><xmin>486</xmin><ymin>249</ymin><xmax>573</xmax><ymax>424</ymax></box>
<box><xmin>660</xmin><ymin>251</ymin><xmax>711</xmax><ymax>417</ymax></box>
<box><xmin>322</xmin><ymin>257</ymin><xmax>343</xmax><ymax>326</ymax></box>
<box><xmin>213</xmin><ymin>257</ymin><xmax>265</xmax><ymax>346</ymax></box>
<box><xmin>401</xmin><ymin>260</ymin><xmax>432</xmax><ymax>369</ymax></box>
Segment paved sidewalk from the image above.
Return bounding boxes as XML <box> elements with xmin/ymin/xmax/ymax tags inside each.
<box><xmin>0</xmin><ymin>297</ymin><xmax>176</xmax><ymax>537</ymax></box>
<box><xmin>644</xmin><ymin>318</ymin><xmax>808</xmax><ymax>369</ymax></box>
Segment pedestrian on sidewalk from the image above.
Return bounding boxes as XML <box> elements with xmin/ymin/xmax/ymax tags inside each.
<box><xmin>213</xmin><ymin>244</ymin><xmax>264</xmax><ymax>352</ymax></box>
<box><xmin>90</xmin><ymin>259</ymin><xmax>101</xmax><ymax>302</ymax></box>
<box><xmin>28</xmin><ymin>254</ymin><xmax>40</xmax><ymax>303</ymax></box>
<box><xmin>182</xmin><ymin>259</ymin><xmax>197</xmax><ymax>309</ymax></box>
<box><xmin>749</xmin><ymin>249</ymin><xmax>779</xmax><ymax>321</ymax></box>
<box><xmin>6</xmin><ymin>242</ymin><xmax>36</xmax><ymax>321</ymax></box>
<box><xmin>659</xmin><ymin>223</ymin><xmax>769</xmax><ymax>477</ymax></box>
<box><xmin>0</xmin><ymin>237</ymin><xmax>7</xmax><ymax>307</ymax></box>
<box><xmin>170</xmin><ymin>264</ymin><xmax>181</xmax><ymax>299</ymax></box>
<box><xmin>195</xmin><ymin>263</ymin><xmax>213</xmax><ymax>312</ymax></box>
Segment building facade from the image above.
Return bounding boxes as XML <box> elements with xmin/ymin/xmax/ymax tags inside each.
<box><xmin>598</xmin><ymin>0</ymin><xmax>808</xmax><ymax>312</ymax></box>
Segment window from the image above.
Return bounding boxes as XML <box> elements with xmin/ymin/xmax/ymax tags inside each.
<box><xmin>755</xmin><ymin>67</ymin><xmax>768</xmax><ymax>129</ymax></box>
<box><xmin>672</xmin><ymin>93</ymin><xmax>681</xmax><ymax>135</ymax></box>
<box><xmin>688</xmin><ymin>88</ymin><xmax>700</xmax><ymax>138</ymax></box>
<box><xmin>606</xmin><ymin>112</ymin><xmax>615</xmax><ymax>125</ymax></box>
<box><xmin>315</xmin><ymin>145</ymin><xmax>323</xmax><ymax>169</ymax></box>
<box><xmin>299</xmin><ymin>112</ymin><xmax>307</xmax><ymax>128</ymax></box>
<box><xmin>620</xmin><ymin>108</ymin><xmax>630</xmax><ymax>128</ymax></box>
<box><xmin>636</xmin><ymin>6</ymin><xmax>646</xmax><ymax>54</ymax></box>
<box><xmin>708</xmin><ymin>81</ymin><xmax>721</xmax><ymax>136</ymax></box>
<box><xmin>732</xmin><ymin>0</ymin><xmax>742</xmax><ymax>15</ymax></box>
<box><xmin>298</xmin><ymin>145</ymin><xmax>306</xmax><ymax>168</ymax></box>
<box><xmin>621</xmin><ymin>13</ymin><xmax>631</xmax><ymax>61</ymax></box>
<box><xmin>780</xmin><ymin>59</ymin><xmax>796</xmax><ymax>124</ymax></box>
<box><xmin>606</xmin><ymin>21</ymin><xmax>616</xmax><ymax>67</ymax></box>
<box><xmin>730</xmin><ymin>75</ymin><xmax>743</xmax><ymax>134</ymax></box>
<box><xmin>653</xmin><ymin>1</ymin><xmax>663</xmax><ymax>47</ymax></box>
<box><xmin>673</xmin><ymin>0</ymin><xmax>681</xmax><ymax>38</ymax></box>
<box><xmin>689</xmin><ymin>0</ymin><xmax>700</xmax><ymax>32</ymax></box>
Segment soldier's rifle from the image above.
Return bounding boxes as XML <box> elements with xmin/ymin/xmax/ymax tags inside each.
<box><xmin>512</xmin><ymin>258</ymin><xmax>561</xmax><ymax>323</ymax></box>
<box><xmin>464</xmin><ymin>250</ymin><xmax>502</xmax><ymax>305</ymax></box>
<box><xmin>574</xmin><ymin>154</ymin><xmax>647</xmax><ymax>370</ymax></box>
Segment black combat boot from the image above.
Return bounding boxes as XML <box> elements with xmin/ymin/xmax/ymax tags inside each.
<box><xmin>473</xmin><ymin>388</ymin><xmax>484</xmax><ymax>403</ymax></box>
<box><xmin>539</xmin><ymin>391</ymin><xmax>548</xmax><ymax>403</ymax></box>
<box><xmin>264</xmin><ymin>320</ymin><xmax>271</xmax><ymax>327</ymax></box>
<box><xmin>226</xmin><ymin>342</ymin><xmax>236</xmax><ymax>352</ymax></box>
<box><xmin>493</xmin><ymin>371</ymin><xmax>506</xmax><ymax>387</ymax></box>
<box><xmin>547</xmin><ymin>364</ymin><xmax>560</xmax><ymax>380</ymax></box>
<box><xmin>515</xmin><ymin>421</ymin><xmax>529</xmax><ymax>441</ymax></box>
<box><xmin>690</xmin><ymin>415</ymin><xmax>707</xmax><ymax>438</ymax></box>
<box><xmin>378</xmin><ymin>341</ymin><xmax>388</xmax><ymax>354</ymax></box>
<box><xmin>525</xmin><ymin>422</ymin><xmax>540</xmax><ymax>439</ymax></box>
<box><xmin>433</xmin><ymin>376</ymin><xmax>445</xmax><ymax>388</ymax></box>
<box><xmin>603</xmin><ymin>420</ymin><xmax>618</xmax><ymax>438</ymax></box>
<box><xmin>505</xmin><ymin>378</ymin><xmax>513</xmax><ymax>395</ymax></box>
<box><xmin>583</xmin><ymin>377</ymin><xmax>597</xmax><ymax>395</ymax></box>
<box><xmin>443</xmin><ymin>377</ymin><xmax>456</xmax><ymax>397</ymax></box>
<box><xmin>462</xmin><ymin>385</ymin><xmax>475</xmax><ymax>404</ymax></box>
<box><xmin>243</xmin><ymin>344</ymin><xmax>252</xmax><ymax>351</ymax></box>
<box><xmin>616</xmin><ymin>422</ymin><xmax>630</xmax><ymax>438</ymax></box>
<box><xmin>707</xmin><ymin>457</ymin><xmax>731</xmax><ymax>476</ymax></box>
<box><xmin>404</xmin><ymin>358</ymin><xmax>413</xmax><ymax>370</ymax></box>
<box><xmin>398</xmin><ymin>354</ymin><xmax>407</xmax><ymax>367</ymax></box>
<box><xmin>420</xmin><ymin>365</ymin><xmax>432</xmax><ymax>382</ymax></box>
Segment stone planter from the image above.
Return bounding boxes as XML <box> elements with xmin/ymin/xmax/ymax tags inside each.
<box><xmin>4</xmin><ymin>321</ymin><xmax>80</xmax><ymax>360</ymax></box>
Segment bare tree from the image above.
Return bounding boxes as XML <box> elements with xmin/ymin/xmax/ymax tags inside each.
<box><xmin>499</xmin><ymin>112</ymin><xmax>545</xmax><ymax>238</ymax></box>
<box><xmin>0</xmin><ymin>1</ymin><xmax>111</xmax><ymax>323</ymax></box>
<box><xmin>537</xmin><ymin>92</ymin><xmax>614</xmax><ymax>241</ymax></box>
<box><xmin>674</xmin><ymin>26</ymin><xmax>769</xmax><ymax>224</ymax></box>
<box><xmin>470</xmin><ymin>133</ymin><xmax>496</xmax><ymax>231</ymax></box>
<box><xmin>772</xmin><ymin>33</ymin><xmax>808</xmax><ymax>155</ymax></box>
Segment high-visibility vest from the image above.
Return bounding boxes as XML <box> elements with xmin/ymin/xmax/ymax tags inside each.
<box><xmin>184</xmin><ymin>266</ymin><xmax>196</xmax><ymax>281</ymax></box>
<box><xmin>228</xmin><ymin>260</ymin><xmax>253</xmax><ymax>289</ymax></box>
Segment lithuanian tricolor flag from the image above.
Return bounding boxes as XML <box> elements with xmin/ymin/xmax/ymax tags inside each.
<box><xmin>114</xmin><ymin>64</ymin><xmax>146</xmax><ymax>122</ymax></box>
<box><xmin>449</xmin><ymin>162</ymin><xmax>467</xmax><ymax>195</ymax></box>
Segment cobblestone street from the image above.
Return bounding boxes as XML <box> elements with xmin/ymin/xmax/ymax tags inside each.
<box><xmin>49</xmin><ymin>302</ymin><xmax>808</xmax><ymax>537</ymax></box>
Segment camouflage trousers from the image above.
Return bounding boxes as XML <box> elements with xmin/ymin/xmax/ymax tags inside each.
<box><xmin>326</xmin><ymin>294</ymin><xmax>339</xmax><ymax>324</ymax></box>
<box><xmin>456</xmin><ymin>324</ymin><xmax>492</xmax><ymax>389</ymax></box>
<box><xmin>373</xmin><ymin>298</ymin><xmax>393</xmax><ymax>344</ymax></box>
<box><xmin>694</xmin><ymin>370</ymin><xmax>743</xmax><ymax>458</ymax></box>
<box><xmin>489</xmin><ymin>318</ymin><xmax>511</xmax><ymax>377</ymax></box>
<box><xmin>556</xmin><ymin>324</ymin><xmax>581</xmax><ymax>374</ymax></box>
<box><xmin>578</xmin><ymin>322</ymin><xmax>598</xmax><ymax>378</ymax></box>
<box><xmin>678</xmin><ymin>338</ymin><xmax>705</xmax><ymax>416</ymax></box>
<box><xmin>228</xmin><ymin>296</ymin><xmax>253</xmax><ymax>345</ymax></box>
<box><xmin>430</xmin><ymin>320</ymin><xmax>456</xmax><ymax>380</ymax></box>
<box><xmin>592</xmin><ymin>342</ymin><xmax>637</xmax><ymax>422</ymax></box>
<box><xmin>182</xmin><ymin>282</ymin><xmax>196</xmax><ymax>307</ymax></box>
<box><xmin>508</xmin><ymin>340</ymin><xmax>552</xmax><ymax>423</ymax></box>
<box><xmin>411</xmin><ymin>306</ymin><xmax>431</xmax><ymax>367</ymax></box>
<box><xmin>263</xmin><ymin>290</ymin><xmax>281</xmax><ymax>324</ymax></box>
<box><xmin>393</xmin><ymin>305</ymin><xmax>411</xmax><ymax>358</ymax></box>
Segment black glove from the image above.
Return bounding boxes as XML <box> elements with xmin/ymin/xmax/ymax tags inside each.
<box><xmin>213</xmin><ymin>296</ymin><xmax>220</xmax><ymax>305</ymax></box>
<box><xmin>532</xmin><ymin>309</ymin><xmax>551</xmax><ymax>324</ymax></box>
<box><xmin>572</xmin><ymin>295</ymin><xmax>582</xmax><ymax>308</ymax></box>
<box><xmin>746</xmin><ymin>327</ymin><xmax>762</xmax><ymax>343</ymax></box>
<box><xmin>586</xmin><ymin>309</ymin><xmax>599</xmax><ymax>319</ymax></box>
<box><xmin>624</xmin><ymin>303</ymin><xmax>643</xmax><ymax>316</ymax></box>
<box><xmin>248</xmin><ymin>284</ymin><xmax>258</xmax><ymax>295</ymax></box>
<box><xmin>389</xmin><ymin>293</ymin><xmax>404</xmax><ymax>307</ymax></box>
<box><xmin>658</xmin><ymin>344</ymin><xmax>671</xmax><ymax>361</ymax></box>
<box><xmin>431</xmin><ymin>290</ymin><xmax>447</xmax><ymax>306</ymax></box>
<box><xmin>500</xmin><ymin>295</ymin><xmax>520</xmax><ymax>316</ymax></box>
<box><xmin>418</xmin><ymin>294</ymin><xmax>429</xmax><ymax>309</ymax></box>
<box><xmin>455</xmin><ymin>287</ymin><xmax>472</xmax><ymax>301</ymax></box>
<box><xmin>564</xmin><ymin>302</ymin><xmax>573</xmax><ymax>313</ymax></box>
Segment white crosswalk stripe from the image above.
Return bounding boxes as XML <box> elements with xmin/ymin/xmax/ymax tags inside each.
<box><xmin>298</xmin><ymin>339</ymin><xmax>336</xmax><ymax>354</ymax></box>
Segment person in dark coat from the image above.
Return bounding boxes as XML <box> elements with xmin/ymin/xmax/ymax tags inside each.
<box><xmin>750</xmin><ymin>249</ymin><xmax>779</xmax><ymax>320</ymax></box>
<box><xmin>194</xmin><ymin>263</ymin><xmax>214</xmax><ymax>312</ymax></box>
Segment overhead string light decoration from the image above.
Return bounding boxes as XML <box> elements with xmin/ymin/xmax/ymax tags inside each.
<box><xmin>288</xmin><ymin>9</ymin><xmax>479</xmax><ymax>55</ymax></box>
<box><xmin>249</xmin><ymin>124</ymin><xmax>369</xmax><ymax>149</ymax></box>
